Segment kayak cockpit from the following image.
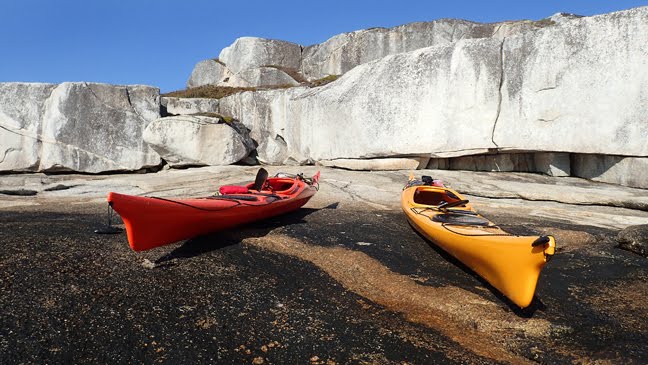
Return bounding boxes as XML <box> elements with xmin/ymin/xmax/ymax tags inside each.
<box><xmin>413</xmin><ymin>187</ymin><xmax>465</xmax><ymax>207</ymax></box>
<box><xmin>264</xmin><ymin>178</ymin><xmax>298</xmax><ymax>192</ymax></box>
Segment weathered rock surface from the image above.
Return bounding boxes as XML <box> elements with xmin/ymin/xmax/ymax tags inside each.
<box><xmin>192</xmin><ymin>14</ymin><xmax>576</xmax><ymax>86</ymax></box>
<box><xmin>186</xmin><ymin>59</ymin><xmax>232</xmax><ymax>88</ymax></box>
<box><xmin>0</xmin><ymin>83</ymin><xmax>56</xmax><ymax>171</ymax></box>
<box><xmin>494</xmin><ymin>7</ymin><xmax>648</xmax><ymax>157</ymax></box>
<box><xmin>143</xmin><ymin>115</ymin><xmax>254</xmax><ymax>167</ymax></box>
<box><xmin>39</xmin><ymin>82</ymin><xmax>161</xmax><ymax>173</ymax></box>
<box><xmin>617</xmin><ymin>224</ymin><xmax>648</xmax><ymax>257</ymax></box>
<box><xmin>1</xmin><ymin>82</ymin><xmax>161</xmax><ymax>173</ymax></box>
<box><xmin>220</xmin><ymin>38</ymin><xmax>503</xmax><ymax>164</ymax></box>
<box><xmin>4</xmin><ymin>8</ymin><xmax>648</xmax><ymax>187</ymax></box>
<box><xmin>218</xmin><ymin>37</ymin><xmax>302</xmax><ymax>75</ymax></box>
<box><xmin>162</xmin><ymin>97</ymin><xmax>219</xmax><ymax>115</ymax></box>
<box><xmin>218</xmin><ymin>87</ymin><xmax>310</xmax><ymax>165</ymax></box>
<box><xmin>225</xmin><ymin>66</ymin><xmax>299</xmax><ymax>88</ymax></box>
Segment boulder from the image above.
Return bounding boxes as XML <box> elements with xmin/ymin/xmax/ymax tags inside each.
<box><xmin>218</xmin><ymin>37</ymin><xmax>302</xmax><ymax>74</ymax></box>
<box><xmin>494</xmin><ymin>7</ymin><xmax>648</xmax><ymax>157</ymax></box>
<box><xmin>143</xmin><ymin>115</ymin><xmax>254</xmax><ymax>167</ymax></box>
<box><xmin>162</xmin><ymin>97</ymin><xmax>219</xmax><ymax>115</ymax></box>
<box><xmin>617</xmin><ymin>224</ymin><xmax>648</xmax><ymax>257</ymax></box>
<box><xmin>318</xmin><ymin>157</ymin><xmax>428</xmax><ymax>171</ymax></box>
<box><xmin>186</xmin><ymin>59</ymin><xmax>232</xmax><ymax>88</ymax></box>
<box><xmin>224</xmin><ymin>67</ymin><xmax>299</xmax><ymax>88</ymax></box>
<box><xmin>0</xmin><ymin>83</ymin><xmax>57</xmax><ymax>172</ymax></box>
<box><xmin>572</xmin><ymin>154</ymin><xmax>648</xmax><ymax>189</ymax></box>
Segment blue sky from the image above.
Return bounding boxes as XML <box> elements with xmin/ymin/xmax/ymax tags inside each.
<box><xmin>2</xmin><ymin>0</ymin><xmax>646</xmax><ymax>93</ymax></box>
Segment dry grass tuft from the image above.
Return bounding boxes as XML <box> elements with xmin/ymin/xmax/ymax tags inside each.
<box><xmin>163</xmin><ymin>85</ymin><xmax>256</xmax><ymax>99</ymax></box>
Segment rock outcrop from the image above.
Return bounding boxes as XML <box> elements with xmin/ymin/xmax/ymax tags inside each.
<box><xmin>218</xmin><ymin>38</ymin><xmax>504</xmax><ymax>164</ymax></box>
<box><xmin>1</xmin><ymin>82</ymin><xmax>161</xmax><ymax>173</ymax></box>
<box><xmin>2</xmin><ymin>7</ymin><xmax>647</xmax><ymax>186</ymax></box>
<box><xmin>300</xmin><ymin>19</ymin><xmax>505</xmax><ymax>80</ymax></box>
<box><xmin>187</xmin><ymin>14</ymin><xmax>583</xmax><ymax>88</ymax></box>
<box><xmin>214</xmin><ymin>7</ymin><xmax>648</xmax><ymax>188</ymax></box>
<box><xmin>187</xmin><ymin>38</ymin><xmax>303</xmax><ymax>88</ymax></box>
<box><xmin>143</xmin><ymin>115</ymin><xmax>254</xmax><ymax>167</ymax></box>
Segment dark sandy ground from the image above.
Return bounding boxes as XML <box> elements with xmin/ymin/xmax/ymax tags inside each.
<box><xmin>1</xmin><ymin>202</ymin><xmax>647</xmax><ymax>364</ymax></box>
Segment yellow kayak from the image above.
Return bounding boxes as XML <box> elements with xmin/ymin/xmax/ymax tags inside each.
<box><xmin>401</xmin><ymin>175</ymin><xmax>556</xmax><ymax>308</ymax></box>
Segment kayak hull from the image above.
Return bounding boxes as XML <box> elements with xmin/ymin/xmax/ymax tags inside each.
<box><xmin>401</xmin><ymin>183</ymin><xmax>555</xmax><ymax>308</ymax></box>
<box><xmin>108</xmin><ymin>174</ymin><xmax>319</xmax><ymax>251</ymax></box>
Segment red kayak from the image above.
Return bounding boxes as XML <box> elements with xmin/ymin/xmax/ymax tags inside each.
<box><xmin>107</xmin><ymin>169</ymin><xmax>320</xmax><ymax>251</ymax></box>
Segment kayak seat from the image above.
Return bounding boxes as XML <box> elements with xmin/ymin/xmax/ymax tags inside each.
<box><xmin>432</xmin><ymin>213</ymin><xmax>490</xmax><ymax>226</ymax></box>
